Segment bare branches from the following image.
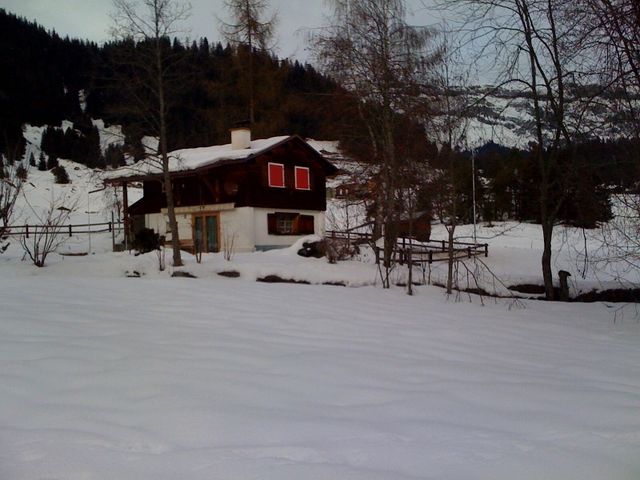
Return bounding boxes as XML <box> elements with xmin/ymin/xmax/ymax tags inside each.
<box><xmin>20</xmin><ymin>195</ymin><xmax>76</xmax><ymax>267</ymax></box>
<box><xmin>0</xmin><ymin>162</ymin><xmax>24</xmax><ymax>253</ymax></box>
<box><xmin>436</xmin><ymin>0</ymin><xmax>602</xmax><ymax>299</ymax></box>
<box><xmin>110</xmin><ymin>0</ymin><xmax>191</xmax><ymax>42</ymax></box>
<box><xmin>312</xmin><ymin>0</ymin><xmax>441</xmax><ymax>288</ymax></box>
<box><xmin>219</xmin><ymin>0</ymin><xmax>277</xmax><ymax>51</ymax></box>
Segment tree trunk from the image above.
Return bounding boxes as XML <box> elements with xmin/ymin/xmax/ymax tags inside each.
<box><xmin>541</xmin><ymin>220</ymin><xmax>554</xmax><ymax>300</ymax></box>
<box><xmin>162</xmin><ymin>165</ymin><xmax>182</xmax><ymax>267</ymax></box>
<box><xmin>156</xmin><ymin>30</ymin><xmax>182</xmax><ymax>267</ymax></box>
<box><xmin>446</xmin><ymin>225</ymin><xmax>455</xmax><ymax>294</ymax></box>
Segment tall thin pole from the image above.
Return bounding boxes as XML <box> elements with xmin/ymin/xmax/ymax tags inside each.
<box><xmin>87</xmin><ymin>191</ymin><xmax>91</xmax><ymax>254</ymax></box>
<box><xmin>472</xmin><ymin>148</ymin><xmax>477</xmax><ymax>243</ymax></box>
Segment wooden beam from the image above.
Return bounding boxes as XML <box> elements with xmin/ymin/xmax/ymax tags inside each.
<box><xmin>122</xmin><ymin>181</ymin><xmax>130</xmax><ymax>251</ymax></box>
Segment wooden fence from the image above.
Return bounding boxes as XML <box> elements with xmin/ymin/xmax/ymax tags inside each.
<box><xmin>326</xmin><ymin>229</ymin><xmax>489</xmax><ymax>266</ymax></box>
<box><xmin>3</xmin><ymin>215</ymin><xmax>125</xmax><ymax>251</ymax></box>
<box><xmin>4</xmin><ymin>221</ymin><xmax>122</xmax><ymax>238</ymax></box>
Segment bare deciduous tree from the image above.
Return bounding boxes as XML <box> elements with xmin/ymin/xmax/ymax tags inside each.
<box><xmin>573</xmin><ymin>0</ymin><xmax>640</xmax><ymax>281</ymax></box>
<box><xmin>579</xmin><ymin>0</ymin><xmax>640</xmax><ymax>136</ymax></box>
<box><xmin>425</xmin><ymin>38</ymin><xmax>473</xmax><ymax>294</ymax></box>
<box><xmin>313</xmin><ymin>0</ymin><xmax>440</xmax><ymax>288</ymax></box>
<box><xmin>441</xmin><ymin>0</ymin><xmax>592</xmax><ymax>299</ymax></box>
<box><xmin>110</xmin><ymin>0</ymin><xmax>191</xmax><ymax>267</ymax></box>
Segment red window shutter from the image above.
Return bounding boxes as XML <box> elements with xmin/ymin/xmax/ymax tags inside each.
<box><xmin>267</xmin><ymin>213</ymin><xmax>277</xmax><ymax>234</ymax></box>
<box><xmin>268</xmin><ymin>163</ymin><xmax>285</xmax><ymax>188</ymax></box>
<box><xmin>299</xmin><ymin>215</ymin><xmax>315</xmax><ymax>234</ymax></box>
<box><xmin>295</xmin><ymin>166</ymin><xmax>310</xmax><ymax>190</ymax></box>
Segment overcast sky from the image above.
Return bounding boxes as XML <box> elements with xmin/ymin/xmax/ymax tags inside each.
<box><xmin>0</xmin><ymin>0</ymin><xmax>444</xmax><ymax>63</ymax></box>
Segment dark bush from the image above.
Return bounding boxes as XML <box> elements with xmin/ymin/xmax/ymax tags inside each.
<box><xmin>133</xmin><ymin>228</ymin><xmax>163</xmax><ymax>254</ymax></box>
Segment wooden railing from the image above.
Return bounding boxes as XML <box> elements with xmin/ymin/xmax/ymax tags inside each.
<box><xmin>326</xmin><ymin>229</ymin><xmax>372</xmax><ymax>245</ymax></box>
<box><xmin>3</xmin><ymin>220</ymin><xmax>123</xmax><ymax>238</ymax></box>
<box><xmin>325</xmin><ymin>229</ymin><xmax>489</xmax><ymax>265</ymax></box>
<box><xmin>3</xmin><ymin>217</ymin><xmax>125</xmax><ymax>252</ymax></box>
<box><xmin>379</xmin><ymin>241</ymin><xmax>489</xmax><ymax>266</ymax></box>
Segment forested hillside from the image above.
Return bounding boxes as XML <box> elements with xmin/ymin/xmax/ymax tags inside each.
<box><xmin>0</xmin><ymin>8</ymin><xmax>344</xmax><ymax>159</ymax></box>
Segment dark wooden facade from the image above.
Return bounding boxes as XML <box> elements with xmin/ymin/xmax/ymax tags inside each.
<box><xmin>125</xmin><ymin>136</ymin><xmax>337</xmax><ymax>215</ymax></box>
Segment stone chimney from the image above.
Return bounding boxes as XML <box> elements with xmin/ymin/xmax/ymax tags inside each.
<box><xmin>230</xmin><ymin>126</ymin><xmax>251</xmax><ymax>150</ymax></box>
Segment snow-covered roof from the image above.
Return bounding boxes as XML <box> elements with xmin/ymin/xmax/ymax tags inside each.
<box><xmin>104</xmin><ymin>136</ymin><xmax>291</xmax><ymax>181</ymax></box>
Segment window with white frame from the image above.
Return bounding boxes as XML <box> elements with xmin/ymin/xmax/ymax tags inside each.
<box><xmin>294</xmin><ymin>166</ymin><xmax>310</xmax><ymax>190</ymax></box>
<box><xmin>268</xmin><ymin>162</ymin><xmax>285</xmax><ymax>188</ymax></box>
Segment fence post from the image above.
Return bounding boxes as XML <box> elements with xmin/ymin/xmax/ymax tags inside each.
<box><xmin>484</xmin><ymin>243</ymin><xmax>488</xmax><ymax>257</ymax></box>
<box><xmin>441</xmin><ymin>240</ymin><xmax>446</xmax><ymax>252</ymax></box>
<box><xmin>428</xmin><ymin>251</ymin><xmax>433</xmax><ymax>264</ymax></box>
<box><xmin>467</xmin><ymin>246</ymin><xmax>472</xmax><ymax>258</ymax></box>
<box><xmin>25</xmin><ymin>224</ymin><xmax>29</xmax><ymax>239</ymax></box>
<box><xmin>111</xmin><ymin>211</ymin><xmax>116</xmax><ymax>252</ymax></box>
<box><xmin>68</xmin><ymin>225</ymin><xmax>72</xmax><ymax>237</ymax></box>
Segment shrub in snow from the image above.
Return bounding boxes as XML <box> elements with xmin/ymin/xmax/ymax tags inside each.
<box><xmin>20</xmin><ymin>196</ymin><xmax>75</xmax><ymax>267</ymax></box>
<box><xmin>133</xmin><ymin>228</ymin><xmax>163</xmax><ymax>254</ymax></box>
<box><xmin>52</xmin><ymin>165</ymin><xmax>70</xmax><ymax>184</ymax></box>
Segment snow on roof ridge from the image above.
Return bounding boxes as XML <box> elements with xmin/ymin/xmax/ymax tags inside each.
<box><xmin>104</xmin><ymin>135</ymin><xmax>292</xmax><ymax>180</ymax></box>
<box><xmin>169</xmin><ymin>134</ymin><xmax>291</xmax><ymax>168</ymax></box>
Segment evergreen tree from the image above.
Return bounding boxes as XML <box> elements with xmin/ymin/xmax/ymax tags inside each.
<box><xmin>105</xmin><ymin>144</ymin><xmax>126</xmax><ymax>168</ymax></box>
<box><xmin>28</xmin><ymin>152</ymin><xmax>36</xmax><ymax>167</ymax></box>
<box><xmin>46</xmin><ymin>155</ymin><xmax>59</xmax><ymax>170</ymax></box>
<box><xmin>37</xmin><ymin>152</ymin><xmax>47</xmax><ymax>171</ymax></box>
<box><xmin>52</xmin><ymin>165</ymin><xmax>69</xmax><ymax>184</ymax></box>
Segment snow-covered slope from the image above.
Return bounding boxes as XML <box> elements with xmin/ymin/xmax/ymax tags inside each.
<box><xmin>9</xmin><ymin>122</ymin><xmax>142</xmax><ymax>254</ymax></box>
<box><xmin>445</xmin><ymin>86</ymin><xmax>637</xmax><ymax>148</ymax></box>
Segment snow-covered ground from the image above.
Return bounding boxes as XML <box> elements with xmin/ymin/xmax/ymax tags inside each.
<box><xmin>2</xmin><ymin>129</ymin><xmax>640</xmax><ymax>479</ymax></box>
<box><xmin>1</xmin><ymin>254</ymin><xmax>639</xmax><ymax>479</ymax></box>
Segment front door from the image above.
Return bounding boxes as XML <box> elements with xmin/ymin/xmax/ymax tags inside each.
<box><xmin>193</xmin><ymin>214</ymin><xmax>219</xmax><ymax>253</ymax></box>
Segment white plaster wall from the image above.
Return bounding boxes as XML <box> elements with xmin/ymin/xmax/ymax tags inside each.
<box><xmin>145</xmin><ymin>206</ymin><xmax>324</xmax><ymax>251</ymax></box>
<box><xmin>219</xmin><ymin>207</ymin><xmax>255</xmax><ymax>253</ymax></box>
<box><xmin>146</xmin><ymin>204</ymin><xmax>255</xmax><ymax>252</ymax></box>
<box><xmin>145</xmin><ymin>213</ymin><xmax>166</xmax><ymax>236</ymax></box>
<box><xmin>254</xmin><ymin>208</ymin><xmax>326</xmax><ymax>249</ymax></box>
<box><xmin>175</xmin><ymin>213</ymin><xmax>192</xmax><ymax>241</ymax></box>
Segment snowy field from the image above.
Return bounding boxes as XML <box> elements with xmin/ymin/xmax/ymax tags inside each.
<box><xmin>1</xmin><ymin>227</ymin><xmax>640</xmax><ymax>479</ymax></box>
<box><xmin>2</xmin><ymin>127</ymin><xmax>640</xmax><ymax>478</ymax></box>
<box><xmin>1</xmin><ymin>265</ymin><xmax>640</xmax><ymax>480</ymax></box>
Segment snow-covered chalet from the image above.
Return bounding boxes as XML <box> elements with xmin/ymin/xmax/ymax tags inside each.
<box><xmin>105</xmin><ymin>127</ymin><xmax>338</xmax><ymax>253</ymax></box>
